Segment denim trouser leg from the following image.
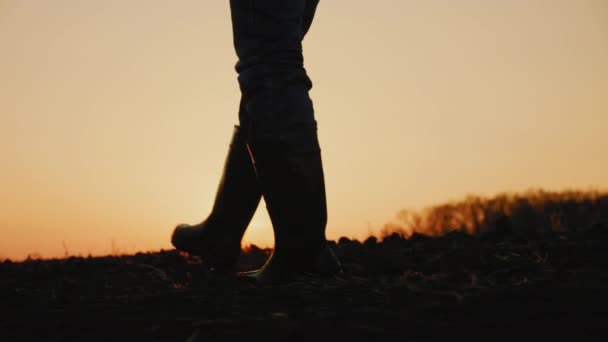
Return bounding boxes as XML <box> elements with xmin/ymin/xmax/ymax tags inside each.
<box><xmin>231</xmin><ymin>0</ymin><xmax>320</xmax><ymax>151</ymax></box>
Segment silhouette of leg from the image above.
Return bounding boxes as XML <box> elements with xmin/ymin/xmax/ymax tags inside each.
<box><xmin>231</xmin><ymin>0</ymin><xmax>341</xmax><ymax>283</ymax></box>
<box><xmin>171</xmin><ymin>98</ymin><xmax>262</xmax><ymax>273</ymax></box>
<box><xmin>303</xmin><ymin>0</ymin><xmax>319</xmax><ymax>36</ymax></box>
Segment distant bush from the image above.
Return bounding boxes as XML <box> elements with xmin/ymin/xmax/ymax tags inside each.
<box><xmin>385</xmin><ymin>189</ymin><xmax>608</xmax><ymax>238</ymax></box>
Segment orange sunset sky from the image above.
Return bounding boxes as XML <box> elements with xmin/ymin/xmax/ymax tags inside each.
<box><xmin>1</xmin><ymin>0</ymin><xmax>607</xmax><ymax>260</ymax></box>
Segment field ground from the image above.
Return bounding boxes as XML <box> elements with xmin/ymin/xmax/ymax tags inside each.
<box><xmin>1</xmin><ymin>227</ymin><xmax>608</xmax><ymax>341</ymax></box>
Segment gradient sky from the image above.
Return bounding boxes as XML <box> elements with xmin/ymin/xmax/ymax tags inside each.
<box><xmin>1</xmin><ymin>0</ymin><xmax>607</xmax><ymax>260</ymax></box>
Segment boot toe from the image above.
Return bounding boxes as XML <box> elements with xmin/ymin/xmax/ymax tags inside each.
<box><xmin>171</xmin><ymin>224</ymin><xmax>188</xmax><ymax>245</ymax></box>
<box><xmin>171</xmin><ymin>222</ymin><xmax>244</xmax><ymax>274</ymax></box>
<box><xmin>171</xmin><ymin>224</ymin><xmax>202</xmax><ymax>254</ymax></box>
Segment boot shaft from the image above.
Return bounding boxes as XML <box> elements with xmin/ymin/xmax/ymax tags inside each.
<box><xmin>247</xmin><ymin>123</ymin><xmax>328</xmax><ymax>264</ymax></box>
<box><xmin>208</xmin><ymin>126</ymin><xmax>262</xmax><ymax>233</ymax></box>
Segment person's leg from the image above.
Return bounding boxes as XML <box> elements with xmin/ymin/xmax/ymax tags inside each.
<box><xmin>302</xmin><ymin>0</ymin><xmax>320</xmax><ymax>37</ymax></box>
<box><xmin>171</xmin><ymin>98</ymin><xmax>262</xmax><ymax>273</ymax></box>
<box><xmin>171</xmin><ymin>0</ymin><xmax>323</xmax><ymax>275</ymax></box>
<box><xmin>231</xmin><ymin>0</ymin><xmax>340</xmax><ymax>282</ymax></box>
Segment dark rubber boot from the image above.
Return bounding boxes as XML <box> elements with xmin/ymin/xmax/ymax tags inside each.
<box><xmin>240</xmin><ymin>123</ymin><xmax>342</xmax><ymax>284</ymax></box>
<box><xmin>171</xmin><ymin>125</ymin><xmax>262</xmax><ymax>272</ymax></box>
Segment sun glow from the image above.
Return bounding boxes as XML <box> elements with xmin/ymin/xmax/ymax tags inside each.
<box><xmin>241</xmin><ymin>207</ymin><xmax>274</xmax><ymax>249</ymax></box>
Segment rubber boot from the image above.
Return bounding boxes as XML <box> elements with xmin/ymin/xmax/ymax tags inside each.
<box><xmin>240</xmin><ymin>123</ymin><xmax>342</xmax><ymax>284</ymax></box>
<box><xmin>171</xmin><ymin>125</ymin><xmax>262</xmax><ymax>272</ymax></box>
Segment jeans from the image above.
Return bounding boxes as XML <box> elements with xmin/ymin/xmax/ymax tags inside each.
<box><xmin>230</xmin><ymin>0</ymin><xmax>320</xmax><ymax>150</ymax></box>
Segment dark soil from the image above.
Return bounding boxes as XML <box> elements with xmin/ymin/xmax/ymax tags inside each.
<box><xmin>2</xmin><ymin>228</ymin><xmax>608</xmax><ymax>341</ymax></box>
